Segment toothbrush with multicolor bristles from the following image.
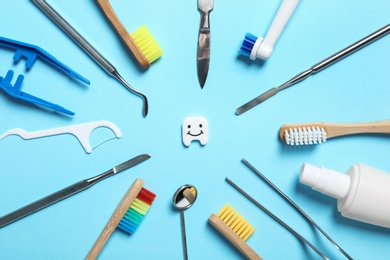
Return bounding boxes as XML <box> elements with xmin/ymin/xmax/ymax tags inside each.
<box><xmin>280</xmin><ymin>119</ymin><xmax>390</xmax><ymax>145</ymax></box>
<box><xmin>240</xmin><ymin>0</ymin><xmax>299</xmax><ymax>60</ymax></box>
<box><xmin>86</xmin><ymin>178</ymin><xmax>156</xmax><ymax>259</ymax></box>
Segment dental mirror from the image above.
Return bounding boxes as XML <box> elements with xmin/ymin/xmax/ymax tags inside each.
<box><xmin>172</xmin><ymin>184</ymin><xmax>198</xmax><ymax>260</ymax></box>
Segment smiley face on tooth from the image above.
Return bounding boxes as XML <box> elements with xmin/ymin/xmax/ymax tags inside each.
<box><xmin>182</xmin><ymin>116</ymin><xmax>208</xmax><ymax>146</ymax></box>
<box><xmin>187</xmin><ymin>124</ymin><xmax>204</xmax><ymax>137</ymax></box>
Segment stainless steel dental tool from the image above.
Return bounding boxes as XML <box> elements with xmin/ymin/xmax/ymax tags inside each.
<box><xmin>197</xmin><ymin>0</ymin><xmax>214</xmax><ymax>88</ymax></box>
<box><xmin>0</xmin><ymin>154</ymin><xmax>151</xmax><ymax>228</ymax></box>
<box><xmin>236</xmin><ymin>23</ymin><xmax>390</xmax><ymax>115</ymax></box>
<box><xmin>225</xmin><ymin>178</ymin><xmax>329</xmax><ymax>260</ymax></box>
<box><xmin>241</xmin><ymin>158</ymin><xmax>353</xmax><ymax>259</ymax></box>
<box><xmin>172</xmin><ymin>185</ymin><xmax>198</xmax><ymax>260</ymax></box>
<box><xmin>32</xmin><ymin>0</ymin><xmax>149</xmax><ymax>116</ymax></box>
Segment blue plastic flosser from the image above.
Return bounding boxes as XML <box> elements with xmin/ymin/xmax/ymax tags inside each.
<box><xmin>0</xmin><ymin>36</ymin><xmax>90</xmax><ymax>115</ymax></box>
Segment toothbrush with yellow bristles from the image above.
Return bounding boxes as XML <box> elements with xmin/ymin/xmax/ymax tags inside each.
<box><xmin>97</xmin><ymin>0</ymin><xmax>163</xmax><ymax>69</ymax></box>
<box><xmin>32</xmin><ymin>0</ymin><xmax>159</xmax><ymax>116</ymax></box>
<box><xmin>208</xmin><ymin>204</ymin><xmax>262</xmax><ymax>260</ymax></box>
<box><xmin>280</xmin><ymin>119</ymin><xmax>390</xmax><ymax>145</ymax></box>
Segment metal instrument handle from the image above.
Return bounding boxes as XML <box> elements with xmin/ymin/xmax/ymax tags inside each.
<box><xmin>0</xmin><ymin>180</ymin><xmax>90</xmax><ymax>227</ymax></box>
<box><xmin>180</xmin><ymin>210</ymin><xmax>188</xmax><ymax>260</ymax></box>
<box><xmin>312</xmin><ymin>23</ymin><xmax>390</xmax><ymax>72</ymax></box>
<box><xmin>32</xmin><ymin>0</ymin><xmax>116</xmax><ymax>74</ymax></box>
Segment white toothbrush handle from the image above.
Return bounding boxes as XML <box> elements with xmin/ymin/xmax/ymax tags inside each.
<box><xmin>256</xmin><ymin>0</ymin><xmax>300</xmax><ymax>59</ymax></box>
<box><xmin>0</xmin><ymin>121</ymin><xmax>122</xmax><ymax>153</ymax></box>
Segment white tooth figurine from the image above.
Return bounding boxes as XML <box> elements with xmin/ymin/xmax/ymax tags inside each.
<box><xmin>182</xmin><ymin>116</ymin><xmax>209</xmax><ymax>147</ymax></box>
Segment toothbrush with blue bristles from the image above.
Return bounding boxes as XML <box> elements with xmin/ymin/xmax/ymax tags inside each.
<box><xmin>240</xmin><ymin>0</ymin><xmax>300</xmax><ymax>60</ymax></box>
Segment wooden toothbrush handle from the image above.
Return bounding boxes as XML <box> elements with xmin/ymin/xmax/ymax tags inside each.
<box><xmin>208</xmin><ymin>214</ymin><xmax>263</xmax><ymax>260</ymax></box>
<box><xmin>280</xmin><ymin>119</ymin><xmax>390</xmax><ymax>141</ymax></box>
<box><xmin>324</xmin><ymin>119</ymin><xmax>390</xmax><ymax>138</ymax></box>
<box><xmin>85</xmin><ymin>178</ymin><xmax>144</xmax><ymax>260</ymax></box>
<box><xmin>96</xmin><ymin>0</ymin><xmax>149</xmax><ymax>68</ymax></box>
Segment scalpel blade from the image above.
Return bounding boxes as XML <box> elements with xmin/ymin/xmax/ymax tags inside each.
<box><xmin>197</xmin><ymin>0</ymin><xmax>214</xmax><ymax>88</ymax></box>
<box><xmin>0</xmin><ymin>154</ymin><xmax>151</xmax><ymax>228</ymax></box>
<box><xmin>197</xmin><ymin>31</ymin><xmax>211</xmax><ymax>88</ymax></box>
<box><xmin>113</xmin><ymin>154</ymin><xmax>151</xmax><ymax>173</ymax></box>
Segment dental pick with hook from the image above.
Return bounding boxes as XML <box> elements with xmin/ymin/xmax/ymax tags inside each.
<box><xmin>32</xmin><ymin>0</ymin><xmax>148</xmax><ymax>116</ymax></box>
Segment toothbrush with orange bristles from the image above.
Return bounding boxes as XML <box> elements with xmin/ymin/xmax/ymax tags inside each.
<box><xmin>280</xmin><ymin>119</ymin><xmax>390</xmax><ymax>145</ymax></box>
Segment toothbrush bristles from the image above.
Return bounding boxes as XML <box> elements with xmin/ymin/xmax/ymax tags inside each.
<box><xmin>284</xmin><ymin>126</ymin><xmax>327</xmax><ymax>145</ymax></box>
<box><xmin>216</xmin><ymin>204</ymin><xmax>255</xmax><ymax>241</ymax></box>
<box><xmin>131</xmin><ymin>25</ymin><xmax>163</xmax><ymax>64</ymax></box>
<box><xmin>118</xmin><ymin>187</ymin><xmax>156</xmax><ymax>235</ymax></box>
<box><xmin>239</xmin><ymin>32</ymin><xmax>258</xmax><ymax>57</ymax></box>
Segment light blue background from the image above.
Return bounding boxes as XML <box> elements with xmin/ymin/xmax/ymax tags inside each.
<box><xmin>1</xmin><ymin>0</ymin><xmax>389</xmax><ymax>259</ymax></box>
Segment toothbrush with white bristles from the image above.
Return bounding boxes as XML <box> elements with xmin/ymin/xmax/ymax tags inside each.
<box><xmin>279</xmin><ymin>119</ymin><xmax>390</xmax><ymax>145</ymax></box>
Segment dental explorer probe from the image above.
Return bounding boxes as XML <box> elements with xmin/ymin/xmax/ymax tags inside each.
<box><xmin>236</xmin><ymin>23</ymin><xmax>390</xmax><ymax>115</ymax></box>
<box><xmin>32</xmin><ymin>0</ymin><xmax>148</xmax><ymax>117</ymax></box>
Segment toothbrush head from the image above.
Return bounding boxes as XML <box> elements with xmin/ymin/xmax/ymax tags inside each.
<box><xmin>280</xmin><ymin>125</ymin><xmax>327</xmax><ymax>145</ymax></box>
<box><xmin>239</xmin><ymin>0</ymin><xmax>300</xmax><ymax>61</ymax></box>
<box><xmin>239</xmin><ymin>32</ymin><xmax>270</xmax><ymax>60</ymax></box>
<box><xmin>208</xmin><ymin>204</ymin><xmax>262</xmax><ymax>260</ymax></box>
<box><xmin>239</xmin><ymin>32</ymin><xmax>257</xmax><ymax>57</ymax></box>
<box><xmin>86</xmin><ymin>178</ymin><xmax>156</xmax><ymax>259</ymax></box>
<box><xmin>239</xmin><ymin>32</ymin><xmax>264</xmax><ymax>60</ymax></box>
<box><xmin>130</xmin><ymin>25</ymin><xmax>163</xmax><ymax>68</ymax></box>
<box><xmin>214</xmin><ymin>204</ymin><xmax>256</xmax><ymax>241</ymax></box>
<box><xmin>118</xmin><ymin>186</ymin><xmax>156</xmax><ymax>234</ymax></box>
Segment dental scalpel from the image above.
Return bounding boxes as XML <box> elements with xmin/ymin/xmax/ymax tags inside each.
<box><xmin>32</xmin><ymin>0</ymin><xmax>149</xmax><ymax>117</ymax></box>
<box><xmin>236</xmin><ymin>23</ymin><xmax>390</xmax><ymax>115</ymax></box>
<box><xmin>197</xmin><ymin>0</ymin><xmax>214</xmax><ymax>88</ymax></box>
<box><xmin>0</xmin><ymin>154</ymin><xmax>151</xmax><ymax>228</ymax></box>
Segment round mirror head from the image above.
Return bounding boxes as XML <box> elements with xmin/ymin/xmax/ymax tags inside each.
<box><xmin>172</xmin><ymin>184</ymin><xmax>198</xmax><ymax>210</ymax></box>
